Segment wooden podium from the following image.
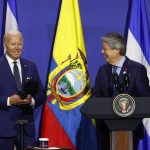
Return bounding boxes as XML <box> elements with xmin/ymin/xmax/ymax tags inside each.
<box><xmin>80</xmin><ymin>97</ymin><xmax>150</xmax><ymax>150</ymax></box>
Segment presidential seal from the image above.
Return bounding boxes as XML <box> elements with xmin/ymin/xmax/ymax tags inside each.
<box><xmin>113</xmin><ymin>94</ymin><xmax>135</xmax><ymax>117</ymax></box>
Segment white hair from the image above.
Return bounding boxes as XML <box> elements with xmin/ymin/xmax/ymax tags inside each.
<box><xmin>3</xmin><ymin>30</ymin><xmax>23</xmax><ymax>44</ymax></box>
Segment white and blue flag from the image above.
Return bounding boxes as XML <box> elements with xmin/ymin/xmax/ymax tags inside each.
<box><xmin>126</xmin><ymin>0</ymin><xmax>150</xmax><ymax>149</ymax></box>
<box><xmin>5</xmin><ymin>0</ymin><xmax>18</xmax><ymax>32</ymax></box>
<box><xmin>0</xmin><ymin>0</ymin><xmax>18</xmax><ymax>56</ymax></box>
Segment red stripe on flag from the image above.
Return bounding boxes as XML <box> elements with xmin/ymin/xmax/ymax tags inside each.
<box><xmin>47</xmin><ymin>94</ymin><xmax>54</xmax><ymax>102</ymax></box>
<box><xmin>41</xmin><ymin>102</ymin><xmax>74</xmax><ymax>150</ymax></box>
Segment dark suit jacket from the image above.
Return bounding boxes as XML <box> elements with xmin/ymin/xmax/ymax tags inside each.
<box><xmin>94</xmin><ymin>57</ymin><xmax>150</xmax><ymax>97</ymax></box>
<box><xmin>93</xmin><ymin>57</ymin><xmax>150</xmax><ymax>141</ymax></box>
<box><xmin>0</xmin><ymin>55</ymin><xmax>45</xmax><ymax>138</ymax></box>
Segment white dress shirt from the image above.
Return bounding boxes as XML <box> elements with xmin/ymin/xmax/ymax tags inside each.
<box><xmin>5</xmin><ymin>54</ymin><xmax>35</xmax><ymax>106</ymax></box>
<box><xmin>112</xmin><ymin>56</ymin><xmax>126</xmax><ymax>75</ymax></box>
<box><xmin>6</xmin><ymin>54</ymin><xmax>22</xmax><ymax>83</ymax></box>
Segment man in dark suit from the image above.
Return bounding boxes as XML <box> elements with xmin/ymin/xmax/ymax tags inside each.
<box><xmin>0</xmin><ymin>30</ymin><xmax>45</xmax><ymax>150</ymax></box>
<box><xmin>93</xmin><ymin>32</ymin><xmax>150</xmax><ymax>150</ymax></box>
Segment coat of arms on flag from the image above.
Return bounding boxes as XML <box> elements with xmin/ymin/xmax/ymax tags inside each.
<box><xmin>47</xmin><ymin>48</ymin><xmax>91</xmax><ymax>110</ymax></box>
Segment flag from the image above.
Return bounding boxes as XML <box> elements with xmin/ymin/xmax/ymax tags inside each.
<box><xmin>40</xmin><ymin>0</ymin><xmax>98</xmax><ymax>149</ymax></box>
<box><xmin>0</xmin><ymin>0</ymin><xmax>18</xmax><ymax>56</ymax></box>
<box><xmin>5</xmin><ymin>0</ymin><xmax>18</xmax><ymax>32</ymax></box>
<box><xmin>126</xmin><ymin>0</ymin><xmax>150</xmax><ymax>149</ymax></box>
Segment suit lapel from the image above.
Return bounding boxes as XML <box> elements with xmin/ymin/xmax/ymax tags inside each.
<box><xmin>1</xmin><ymin>55</ymin><xmax>18</xmax><ymax>89</ymax></box>
<box><xmin>20</xmin><ymin>59</ymin><xmax>28</xmax><ymax>86</ymax></box>
<box><xmin>119</xmin><ymin>57</ymin><xmax>133</xmax><ymax>94</ymax></box>
<box><xmin>119</xmin><ymin>57</ymin><xmax>129</xmax><ymax>81</ymax></box>
<box><xmin>1</xmin><ymin>56</ymin><xmax>28</xmax><ymax>89</ymax></box>
<box><xmin>105</xmin><ymin>64</ymin><xmax>113</xmax><ymax>96</ymax></box>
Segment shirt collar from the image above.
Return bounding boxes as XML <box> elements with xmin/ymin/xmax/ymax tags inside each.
<box><xmin>115</xmin><ymin>56</ymin><xmax>126</xmax><ymax>68</ymax></box>
<box><xmin>5</xmin><ymin>54</ymin><xmax>21</xmax><ymax>65</ymax></box>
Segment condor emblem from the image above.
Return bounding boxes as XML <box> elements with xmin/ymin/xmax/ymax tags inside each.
<box><xmin>47</xmin><ymin>50</ymin><xmax>91</xmax><ymax>110</ymax></box>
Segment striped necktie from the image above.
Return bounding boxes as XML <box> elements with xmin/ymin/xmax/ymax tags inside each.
<box><xmin>13</xmin><ymin>61</ymin><xmax>22</xmax><ymax>91</ymax></box>
<box><xmin>112</xmin><ymin>65</ymin><xmax>119</xmax><ymax>96</ymax></box>
<box><xmin>112</xmin><ymin>65</ymin><xmax>118</xmax><ymax>74</ymax></box>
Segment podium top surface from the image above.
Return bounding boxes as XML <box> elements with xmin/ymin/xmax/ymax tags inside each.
<box><xmin>25</xmin><ymin>147</ymin><xmax>71</xmax><ymax>150</ymax></box>
<box><xmin>80</xmin><ymin>97</ymin><xmax>150</xmax><ymax>119</ymax></box>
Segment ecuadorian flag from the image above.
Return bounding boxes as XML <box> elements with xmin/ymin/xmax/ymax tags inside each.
<box><xmin>126</xmin><ymin>0</ymin><xmax>150</xmax><ymax>149</ymax></box>
<box><xmin>40</xmin><ymin>0</ymin><xmax>98</xmax><ymax>149</ymax></box>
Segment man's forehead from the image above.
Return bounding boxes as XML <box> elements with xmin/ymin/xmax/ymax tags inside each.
<box><xmin>6</xmin><ymin>33</ymin><xmax>22</xmax><ymax>41</ymax></box>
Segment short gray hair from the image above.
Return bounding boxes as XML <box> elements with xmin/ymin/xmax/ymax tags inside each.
<box><xmin>101</xmin><ymin>32</ymin><xmax>126</xmax><ymax>55</ymax></box>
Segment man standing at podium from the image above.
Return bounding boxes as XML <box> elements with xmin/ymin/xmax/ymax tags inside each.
<box><xmin>93</xmin><ymin>32</ymin><xmax>150</xmax><ymax>150</ymax></box>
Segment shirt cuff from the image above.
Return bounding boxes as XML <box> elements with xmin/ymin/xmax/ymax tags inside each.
<box><xmin>7</xmin><ymin>97</ymin><xmax>12</xmax><ymax>106</ymax></box>
<box><xmin>7</xmin><ymin>97</ymin><xmax>35</xmax><ymax>106</ymax></box>
<box><xmin>31</xmin><ymin>98</ymin><xmax>35</xmax><ymax>107</ymax></box>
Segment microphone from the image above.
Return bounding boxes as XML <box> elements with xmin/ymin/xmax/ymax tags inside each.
<box><xmin>113</xmin><ymin>73</ymin><xmax>120</xmax><ymax>89</ymax></box>
<box><xmin>113</xmin><ymin>73</ymin><xmax>125</xmax><ymax>94</ymax></box>
<box><xmin>123</xmin><ymin>70</ymin><xmax>130</xmax><ymax>91</ymax></box>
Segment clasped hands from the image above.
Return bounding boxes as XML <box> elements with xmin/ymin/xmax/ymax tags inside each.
<box><xmin>9</xmin><ymin>94</ymin><xmax>32</xmax><ymax>106</ymax></box>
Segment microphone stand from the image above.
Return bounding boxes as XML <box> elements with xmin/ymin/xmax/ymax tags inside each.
<box><xmin>113</xmin><ymin>72</ymin><xmax>130</xmax><ymax>94</ymax></box>
<box><xmin>16</xmin><ymin>120</ymin><xmax>28</xmax><ymax>150</ymax></box>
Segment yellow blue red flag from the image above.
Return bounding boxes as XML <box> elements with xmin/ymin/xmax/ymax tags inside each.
<box><xmin>41</xmin><ymin>0</ymin><xmax>98</xmax><ymax>149</ymax></box>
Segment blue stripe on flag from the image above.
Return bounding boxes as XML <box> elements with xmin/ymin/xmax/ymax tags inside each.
<box><xmin>127</xmin><ymin>0</ymin><xmax>150</xmax><ymax>149</ymax></box>
<box><xmin>7</xmin><ymin>0</ymin><xmax>18</xmax><ymax>20</ymax></box>
<box><xmin>48</xmin><ymin>102</ymin><xmax>97</xmax><ymax>149</ymax></box>
<box><xmin>48</xmin><ymin>102</ymin><xmax>81</xmax><ymax>146</ymax></box>
<box><xmin>139</xmin><ymin>129</ymin><xmax>150</xmax><ymax>150</ymax></box>
<box><xmin>49</xmin><ymin>57</ymin><xmax>58</xmax><ymax>73</ymax></box>
<box><xmin>129</xmin><ymin>0</ymin><xmax>150</xmax><ymax>64</ymax></box>
<box><xmin>0</xmin><ymin>0</ymin><xmax>7</xmax><ymax>56</ymax></box>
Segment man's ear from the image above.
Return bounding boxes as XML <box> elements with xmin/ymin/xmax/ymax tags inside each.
<box><xmin>3</xmin><ymin>43</ymin><xmax>7</xmax><ymax>53</ymax></box>
<box><xmin>3</xmin><ymin>43</ymin><xmax>5</xmax><ymax>49</ymax></box>
<box><xmin>116</xmin><ymin>48</ymin><xmax>120</xmax><ymax>54</ymax></box>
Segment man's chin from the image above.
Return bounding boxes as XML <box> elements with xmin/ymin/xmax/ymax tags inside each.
<box><xmin>105</xmin><ymin>59</ymin><xmax>111</xmax><ymax>64</ymax></box>
<box><xmin>105</xmin><ymin>58</ymin><xmax>109</xmax><ymax>63</ymax></box>
<box><xmin>11</xmin><ymin>55</ymin><xmax>20</xmax><ymax>60</ymax></box>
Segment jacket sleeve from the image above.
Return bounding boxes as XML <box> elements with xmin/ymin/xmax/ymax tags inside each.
<box><xmin>32</xmin><ymin>64</ymin><xmax>46</xmax><ymax>108</ymax></box>
<box><xmin>135</xmin><ymin>65</ymin><xmax>150</xmax><ymax>96</ymax></box>
<box><xmin>92</xmin><ymin>67</ymin><xmax>103</xmax><ymax>97</ymax></box>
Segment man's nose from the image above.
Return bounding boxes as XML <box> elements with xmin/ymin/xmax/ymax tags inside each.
<box><xmin>15</xmin><ymin>46</ymin><xmax>19</xmax><ymax>49</ymax></box>
<box><xmin>14</xmin><ymin>44</ymin><xmax>20</xmax><ymax>48</ymax></box>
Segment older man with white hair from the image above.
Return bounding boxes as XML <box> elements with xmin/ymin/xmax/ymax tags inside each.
<box><xmin>0</xmin><ymin>30</ymin><xmax>45</xmax><ymax>150</ymax></box>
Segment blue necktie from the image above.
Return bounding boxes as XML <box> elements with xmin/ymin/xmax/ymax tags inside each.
<box><xmin>112</xmin><ymin>65</ymin><xmax>119</xmax><ymax>96</ymax></box>
<box><xmin>112</xmin><ymin>65</ymin><xmax>118</xmax><ymax>74</ymax></box>
<box><xmin>13</xmin><ymin>61</ymin><xmax>22</xmax><ymax>91</ymax></box>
